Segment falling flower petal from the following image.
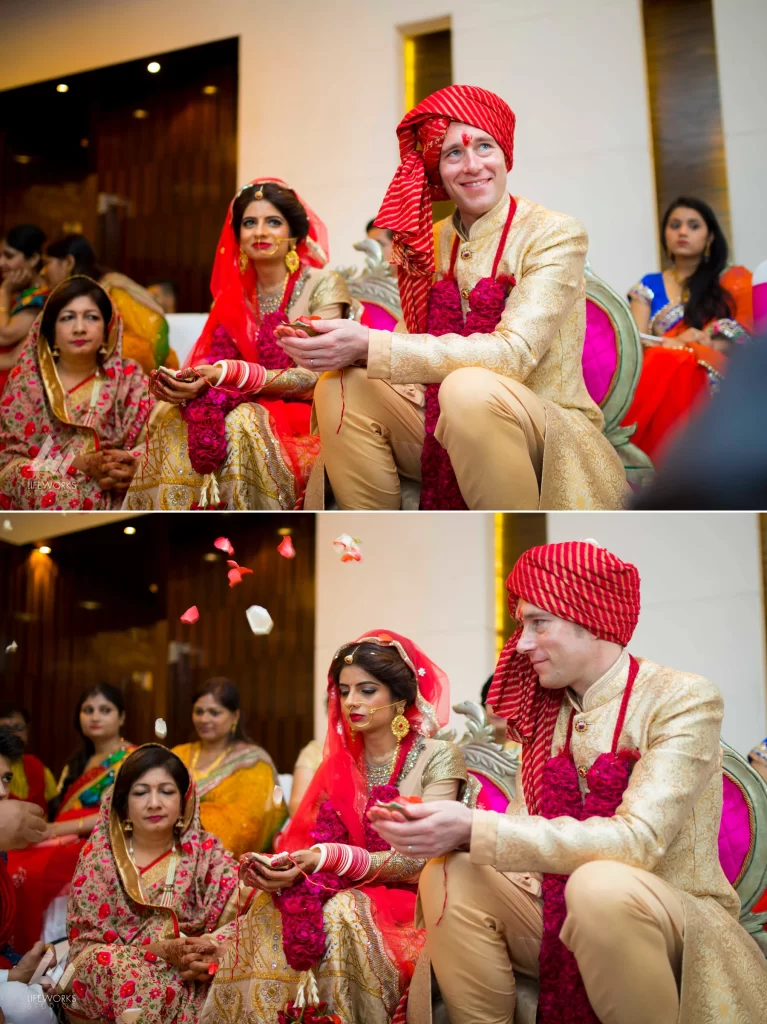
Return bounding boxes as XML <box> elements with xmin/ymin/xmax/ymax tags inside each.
<box><xmin>180</xmin><ymin>606</ymin><xmax>199</xmax><ymax>624</ymax></box>
<box><xmin>226</xmin><ymin>560</ymin><xmax>253</xmax><ymax>587</ymax></box>
<box><xmin>246</xmin><ymin>605</ymin><xmax>273</xmax><ymax>635</ymax></box>
<box><xmin>5</xmin><ymin>641</ymin><xmax>18</xmax><ymax>654</ymax></box>
<box><xmin>333</xmin><ymin>533</ymin><xmax>362</xmax><ymax>563</ymax></box>
<box><xmin>2</xmin><ymin>519</ymin><xmax>11</xmax><ymax>531</ymax></box>
<box><xmin>277</xmin><ymin>536</ymin><xmax>296</xmax><ymax>559</ymax></box>
<box><xmin>154</xmin><ymin>718</ymin><xmax>168</xmax><ymax>740</ymax></box>
<box><xmin>214</xmin><ymin>537</ymin><xmax>234</xmax><ymax>556</ymax></box>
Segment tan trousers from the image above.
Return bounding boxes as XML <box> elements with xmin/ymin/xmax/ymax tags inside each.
<box><xmin>418</xmin><ymin>855</ymin><xmax>685</xmax><ymax>1024</ymax></box>
<box><xmin>313</xmin><ymin>367</ymin><xmax>546</xmax><ymax>510</ymax></box>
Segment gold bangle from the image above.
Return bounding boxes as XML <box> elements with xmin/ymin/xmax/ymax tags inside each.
<box><xmin>78</xmin><ymin>817</ymin><xmax>85</xmax><ymax>833</ymax></box>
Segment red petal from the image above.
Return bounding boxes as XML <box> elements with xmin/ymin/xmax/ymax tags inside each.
<box><xmin>180</xmin><ymin>605</ymin><xmax>200</xmax><ymax>624</ymax></box>
<box><xmin>277</xmin><ymin>537</ymin><xmax>296</xmax><ymax>559</ymax></box>
<box><xmin>214</xmin><ymin>536</ymin><xmax>234</xmax><ymax>555</ymax></box>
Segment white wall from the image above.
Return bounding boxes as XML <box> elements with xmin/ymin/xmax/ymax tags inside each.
<box><xmin>713</xmin><ymin>0</ymin><xmax>767</xmax><ymax>271</ymax></box>
<box><xmin>547</xmin><ymin>512</ymin><xmax>767</xmax><ymax>755</ymax></box>
<box><xmin>0</xmin><ymin>0</ymin><xmax>657</xmax><ymax>294</ymax></box>
<box><xmin>314</xmin><ymin>512</ymin><xmax>496</xmax><ymax>741</ymax></box>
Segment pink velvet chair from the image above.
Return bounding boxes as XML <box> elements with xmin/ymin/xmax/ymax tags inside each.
<box><xmin>583</xmin><ymin>264</ymin><xmax>654</xmax><ymax>489</ymax></box>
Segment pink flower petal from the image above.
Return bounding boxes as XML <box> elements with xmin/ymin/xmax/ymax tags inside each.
<box><xmin>277</xmin><ymin>536</ymin><xmax>296</xmax><ymax>559</ymax></box>
<box><xmin>214</xmin><ymin>536</ymin><xmax>234</xmax><ymax>555</ymax></box>
<box><xmin>180</xmin><ymin>606</ymin><xmax>199</xmax><ymax>624</ymax></box>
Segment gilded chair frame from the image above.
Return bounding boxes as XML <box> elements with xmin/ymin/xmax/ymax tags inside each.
<box><xmin>721</xmin><ymin>740</ymin><xmax>767</xmax><ymax>953</ymax></box>
<box><xmin>584</xmin><ymin>264</ymin><xmax>654</xmax><ymax>488</ymax></box>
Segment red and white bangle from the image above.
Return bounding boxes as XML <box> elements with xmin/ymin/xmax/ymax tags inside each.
<box><xmin>311</xmin><ymin>843</ymin><xmax>371</xmax><ymax>881</ymax></box>
<box><xmin>214</xmin><ymin>360</ymin><xmax>267</xmax><ymax>392</ymax></box>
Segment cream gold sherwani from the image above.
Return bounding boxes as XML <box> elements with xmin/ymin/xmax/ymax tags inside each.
<box><xmin>313</xmin><ymin>193</ymin><xmax>628</xmax><ymax>510</ymax></box>
<box><xmin>418</xmin><ymin>652</ymin><xmax>767</xmax><ymax>1024</ymax></box>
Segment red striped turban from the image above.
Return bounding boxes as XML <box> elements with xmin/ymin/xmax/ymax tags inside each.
<box><xmin>375</xmin><ymin>85</ymin><xmax>516</xmax><ymax>334</ymax></box>
<box><xmin>487</xmin><ymin>541</ymin><xmax>641</xmax><ymax>814</ymax></box>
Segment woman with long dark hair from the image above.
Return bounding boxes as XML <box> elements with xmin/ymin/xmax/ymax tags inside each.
<box><xmin>172</xmin><ymin>678</ymin><xmax>286</xmax><ymax>857</ymax></box>
<box><xmin>0</xmin><ymin>224</ymin><xmax>49</xmax><ymax>393</ymax></box>
<box><xmin>6</xmin><ymin>684</ymin><xmax>135</xmax><ymax>951</ymax></box>
<box><xmin>44</xmin><ymin>233</ymin><xmax>174</xmax><ymax>375</ymax></box>
<box><xmin>624</xmin><ymin>196</ymin><xmax>753</xmax><ymax>461</ymax></box>
<box><xmin>125</xmin><ymin>177</ymin><xmax>351</xmax><ymax>510</ymax></box>
<box><xmin>0</xmin><ymin>276</ymin><xmax>152</xmax><ymax>509</ymax></box>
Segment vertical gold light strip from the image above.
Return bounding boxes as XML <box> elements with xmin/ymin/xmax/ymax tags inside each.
<box><xmin>495</xmin><ymin>512</ymin><xmax>505</xmax><ymax>657</ymax></box>
<box><xmin>403</xmin><ymin>36</ymin><xmax>416</xmax><ymax>114</ymax></box>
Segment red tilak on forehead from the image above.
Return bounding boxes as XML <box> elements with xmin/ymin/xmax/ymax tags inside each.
<box><xmin>461</xmin><ymin>132</ymin><xmax>473</xmax><ymax>146</ymax></box>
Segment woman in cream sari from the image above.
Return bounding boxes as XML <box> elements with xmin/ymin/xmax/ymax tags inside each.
<box><xmin>125</xmin><ymin>177</ymin><xmax>351</xmax><ymax>510</ymax></box>
<box><xmin>201</xmin><ymin>631</ymin><xmax>474</xmax><ymax>1024</ymax></box>
<box><xmin>60</xmin><ymin>745</ymin><xmax>254</xmax><ymax>1024</ymax></box>
<box><xmin>0</xmin><ymin>277</ymin><xmax>151</xmax><ymax>509</ymax></box>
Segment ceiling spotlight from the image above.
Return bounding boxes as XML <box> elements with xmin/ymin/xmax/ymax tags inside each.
<box><xmin>123</xmin><ymin>526</ymin><xmax>136</xmax><ymax>535</ymax></box>
<box><xmin>202</xmin><ymin>85</ymin><xmax>218</xmax><ymax>95</ymax></box>
<box><xmin>14</xmin><ymin>155</ymin><xmax>31</xmax><ymax>165</ymax></box>
<box><xmin>203</xmin><ymin>553</ymin><xmax>219</xmax><ymax>563</ymax></box>
<box><xmin>148</xmin><ymin>583</ymin><xmax>159</xmax><ymax>594</ymax></box>
<box><xmin>277</xmin><ymin>527</ymin><xmax>292</xmax><ymax>537</ymax></box>
<box><xmin>133</xmin><ymin>109</ymin><xmax>149</xmax><ymax>120</ymax></box>
<box><xmin>147</xmin><ymin>61</ymin><xmax>161</xmax><ymax>74</ymax></box>
<box><xmin>56</xmin><ymin>83</ymin><xmax>69</xmax><ymax>93</ymax></box>
<box><xmin>38</xmin><ymin>545</ymin><xmax>51</xmax><ymax>555</ymax></box>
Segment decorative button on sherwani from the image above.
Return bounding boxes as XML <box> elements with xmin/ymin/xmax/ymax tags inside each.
<box><xmin>575</xmin><ymin>720</ymin><xmax>587</xmax><ymax>732</ymax></box>
<box><xmin>461</xmin><ymin>288</ymin><xmax>470</xmax><ymax>300</ymax></box>
<box><xmin>577</xmin><ymin>764</ymin><xmax>589</xmax><ymax>778</ymax></box>
<box><xmin>460</xmin><ymin>249</ymin><xmax>472</xmax><ymax>259</ymax></box>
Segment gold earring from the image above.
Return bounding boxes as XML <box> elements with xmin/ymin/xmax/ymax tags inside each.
<box><xmin>230</xmin><ymin>722</ymin><xmax>237</xmax><ymax>737</ymax></box>
<box><xmin>174</xmin><ymin>816</ymin><xmax>184</xmax><ymax>835</ymax></box>
<box><xmin>98</xmin><ymin>344</ymin><xmax>108</xmax><ymax>357</ymax></box>
<box><xmin>52</xmin><ymin>345</ymin><xmax>60</xmax><ymax>359</ymax></box>
<box><xmin>238</xmin><ymin>247</ymin><xmax>249</xmax><ymax>274</ymax></box>
<box><xmin>285</xmin><ymin>242</ymin><xmax>300</xmax><ymax>274</ymax></box>
<box><xmin>122</xmin><ymin>819</ymin><xmax>133</xmax><ymax>835</ymax></box>
<box><xmin>704</xmin><ymin>240</ymin><xmax>712</xmax><ymax>262</ymax></box>
<box><xmin>391</xmin><ymin>704</ymin><xmax>410</xmax><ymax>740</ymax></box>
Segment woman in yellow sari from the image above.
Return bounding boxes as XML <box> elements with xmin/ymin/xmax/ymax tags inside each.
<box><xmin>173</xmin><ymin>678</ymin><xmax>286</xmax><ymax>858</ymax></box>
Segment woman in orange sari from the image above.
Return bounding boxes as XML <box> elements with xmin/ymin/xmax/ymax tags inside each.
<box><xmin>624</xmin><ymin>196</ymin><xmax>752</xmax><ymax>462</ymax></box>
<box><xmin>7</xmin><ymin>684</ymin><xmax>134</xmax><ymax>951</ymax></box>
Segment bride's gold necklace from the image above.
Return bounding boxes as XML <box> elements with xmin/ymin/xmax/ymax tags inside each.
<box><xmin>256</xmin><ymin>272</ymin><xmax>290</xmax><ymax>316</ymax></box>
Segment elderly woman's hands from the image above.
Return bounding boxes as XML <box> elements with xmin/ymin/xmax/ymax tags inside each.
<box><xmin>150</xmin><ymin>370</ymin><xmax>209</xmax><ymax>405</ymax></box>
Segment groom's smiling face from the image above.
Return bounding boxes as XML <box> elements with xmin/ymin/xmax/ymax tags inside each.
<box><xmin>438</xmin><ymin>121</ymin><xmax>507</xmax><ymax>226</ymax></box>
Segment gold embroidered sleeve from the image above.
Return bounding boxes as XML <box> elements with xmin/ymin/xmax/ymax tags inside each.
<box><xmin>421</xmin><ymin>742</ymin><xmax>468</xmax><ymax>790</ymax></box>
<box><xmin>307</xmin><ymin>270</ymin><xmax>352</xmax><ymax>318</ymax></box>
<box><xmin>258</xmin><ymin>366</ymin><xmax>318</xmax><ymax>398</ymax></box>
<box><xmin>470</xmin><ymin>678</ymin><xmax>724</xmax><ymax>875</ymax></box>
<box><xmin>372</xmin><ymin>216</ymin><xmax>588</xmax><ymax>384</ymax></box>
<box><xmin>366</xmin><ymin>850</ymin><xmax>427</xmax><ymax>882</ymax></box>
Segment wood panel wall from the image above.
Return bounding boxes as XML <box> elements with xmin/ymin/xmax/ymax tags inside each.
<box><xmin>0</xmin><ymin>513</ymin><xmax>315</xmax><ymax>778</ymax></box>
<box><xmin>0</xmin><ymin>38</ymin><xmax>237</xmax><ymax>312</ymax></box>
<box><xmin>643</xmin><ymin>0</ymin><xmax>731</xmax><ymax>249</ymax></box>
